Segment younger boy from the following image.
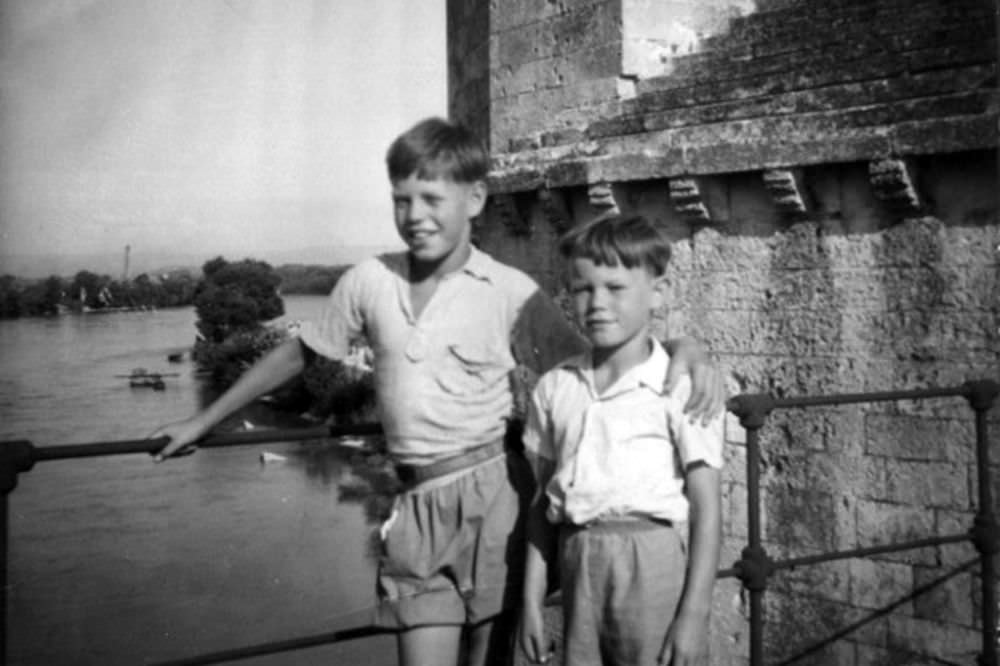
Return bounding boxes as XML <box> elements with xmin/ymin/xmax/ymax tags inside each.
<box><xmin>152</xmin><ymin>119</ymin><xmax>723</xmax><ymax>666</ymax></box>
<box><xmin>520</xmin><ymin>214</ymin><xmax>724</xmax><ymax>666</ymax></box>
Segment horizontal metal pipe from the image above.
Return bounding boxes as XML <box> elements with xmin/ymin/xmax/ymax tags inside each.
<box><xmin>725</xmin><ymin>384</ymin><xmax>970</xmax><ymax>413</ymax></box>
<box><xmin>773</xmin><ymin>533</ymin><xmax>971</xmax><ymax>570</ymax></box>
<box><xmin>28</xmin><ymin>423</ymin><xmax>384</xmax><ymax>463</ymax></box>
<box><xmin>150</xmin><ymin>624</ymin><xmax>390</xmax><ymax>666</ymax></box>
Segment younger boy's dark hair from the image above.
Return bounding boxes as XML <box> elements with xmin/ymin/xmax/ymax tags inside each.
<box><xmin>558</xmin><ymin>214</ymin><xmax>671</xmax><ymax>276</ymax></box>
<box><xmin>386</xmin><ymin>117</ymin><xmax>488</xmax><ymax>184</ymax></box>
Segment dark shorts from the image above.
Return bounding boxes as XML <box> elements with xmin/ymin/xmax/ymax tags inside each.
<box><xmin>559</xmin><ymin>519</ymin><xmax>688</xmax><ymax>666</ymax></box>
<box><xmin>373</xmin><ymin>450</ymin><xmax>534</xmax><ymax>628</ymax></box>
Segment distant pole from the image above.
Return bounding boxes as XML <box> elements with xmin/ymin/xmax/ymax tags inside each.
<box><xmin>123</xmin><ymin>245</ymin><xmax>131</xmax><ymax>282</ymax></box>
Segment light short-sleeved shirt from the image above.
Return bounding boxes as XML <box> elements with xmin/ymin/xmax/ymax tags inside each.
<box><xmin>523</xmin><ymin>339</ymin><xmax>724</xmax><ymax>525</ymax></box>
<box><xmin>298</xmin><ymin>248</ymin><xmax>584</xmax><ymax>465</ymax></box>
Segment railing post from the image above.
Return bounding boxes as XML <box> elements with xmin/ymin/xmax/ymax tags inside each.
<box><xmin>0</xmin><ymin>440</ymin><xmax>36</xmax><ymax>666</ymax></box>
<box><xmin>728</xmin><ymin>394</ymin><xmax>775</xmax><ymax>666</ymax></box>
<box><xmin>964</xmin><ymin>381</ymin><xmax>1000</xmax><ymax>666</ymax></box>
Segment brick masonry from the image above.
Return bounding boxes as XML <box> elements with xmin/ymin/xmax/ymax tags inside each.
<box><xmin>449</xmin><ymin>0</ymin><xmax>999</xmax><ymax>663</ymax></box>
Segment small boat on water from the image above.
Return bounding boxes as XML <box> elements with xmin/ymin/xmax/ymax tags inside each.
<box><xmin>259</xmin><ymin>451</ymin><xmax>287</xmax><ymax>464</ymax></box>
<box><xmin>115</xmin><ymin>368</ymin><xmax>180</xmax><ymax>391</ymax></box>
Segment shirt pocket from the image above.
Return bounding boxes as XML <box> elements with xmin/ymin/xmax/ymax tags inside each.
<box><xmin>434</xmin><ymin>342</ymin><xmax>510</xmax><ymax>396</ymax></box>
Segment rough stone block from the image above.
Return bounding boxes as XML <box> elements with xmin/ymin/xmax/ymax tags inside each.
<box><xmin>848</xmin><ymin>558</ymin><xmax>914</xmax><ymax>611</ymax></box>
<box><xmin>882</xmin><ymin>459</ymin><xmax>971</xmax><ymax>510</ymax></box>
<box><xmin>864</xmin><ymin>415</ymin><xmax>976</xmax><ymax>464</ymax></box>
<box><xmin>855</xmin><ymin>643</ymin><xmax>941</xmax><ymax>666</ymax></box>
<box><xmin>886</xmin><ymin>614</ymin><xmax>980</xmax><ymax>660</ymax></box>
<box><xmin>933</xmin><ymin>509</ymin><xmax>979</xmax><ymax>569</ymax></box>
<box><xmin>912</xmin><ymin>566</ymin><xmax>975</xmax><ymax>627</ymax></box>
<box><xmin>773</xmin><ymin>557</ymin><xmax>852</xmax><ymax>604</ymax></box>
<box><xmin>855</xmin><ymin>499</ymin><xmax>937</xmax><ymax>566</ymax></box>
<box><xmin>765</xmin><ymin>485</ymin><xmax>838</xmax><ymax>551</ymax></box>
<box><xmin>763</xmin><ymin>590</ymin><xmax>886</xmax><ymax>663</ymax></box>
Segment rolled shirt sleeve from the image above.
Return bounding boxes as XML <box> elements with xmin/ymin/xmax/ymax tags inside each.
<box><xmin>667</xmin><ymin>374</ymin><xmax>725</xmax><ymax>470</ymax></box>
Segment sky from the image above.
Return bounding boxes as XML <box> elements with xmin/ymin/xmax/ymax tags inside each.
<box><xmin>0</xmin><ymin>0</ymin><xmax>447</xmax><ymax>276</ymax></box>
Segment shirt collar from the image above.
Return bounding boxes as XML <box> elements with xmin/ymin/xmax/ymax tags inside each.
<box><xmin>565</xmin><ymin>338</ymin><xmax>670</xmax><ymax>396</ymax></box>
<box><xmin>461</xmin><ymin>246</ymin><xmax>494</xmax><ymax>282</ymax></box>
<box><xmin>391</xmin><ymin>245</ymin><xmax>494</xmax><ymax>283</ymax></box>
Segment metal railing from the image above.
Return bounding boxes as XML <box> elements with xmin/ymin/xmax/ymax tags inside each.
<box><xmin>1</xmin><ymin>379</ymin><xmax>997</xmax><ymax>665</ymax></box>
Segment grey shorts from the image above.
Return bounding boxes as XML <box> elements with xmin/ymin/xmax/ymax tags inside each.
<box><xmin>559</xmin><ymin>519</ymin><xmax>688</xmax><ymax>666</ymax></box>
<box><xmin>373</xmin><ymin>450</ymin><xmax>534</xmax><ymax>628</ymax></box>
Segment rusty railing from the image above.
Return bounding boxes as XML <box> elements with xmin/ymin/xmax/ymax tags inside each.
<box><xmin>0</xmin><ymin>379</ymin><xmax>997</xmax><ymax>665</ymax></box>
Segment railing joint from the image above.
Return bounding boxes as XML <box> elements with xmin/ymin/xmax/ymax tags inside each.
<box><xmin>736</xmin><ymin>545</ymin><xmax>774</xmax><ymax>592</ymax></box>
<box><xmin>728</xmin><ymin>393</ymin><xmax>775</xmax><ymax>430</ymax></box>
<box><xmin>971</xmin><ymin>513</ymin><xmax>1000</xmax><ymax>558</ymax></box>
<box><xmin>964</xmin><ymin>379</ymin><xmax>1000</xmax><ymax>412</ymax></box>
<box><xmin>0</xmin><ymin>440</ymin><xmax>36</xmax><ymax>494</ymax></box>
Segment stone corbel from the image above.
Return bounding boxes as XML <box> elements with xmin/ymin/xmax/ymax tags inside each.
<box><xmin>869</xmin><ymin>158</ymin><xmax>923</xmax><ymax>217</ymax></box>
<box><xmin>538</xmin><ymin>187</ymin><xmax>573</xmax><ymax>234</ymax></box>
<box><xmin>587</xmin><ymin>181</ymin><xmax>620</xmax><ymax>217</ymax></box>
<box><xmin>668</xmin><ymin>177</ymin><xmax>711</xmax><ymax>224</ymax></box>
<box><xmin>762</xmin><ymin>168</ymin><xmax>811</xmax><ymax>220</ymax></box>
<box><xmin>492</xmin><ymin>192</ymin><xmax>534</xmax><ymax>237</ymax></box>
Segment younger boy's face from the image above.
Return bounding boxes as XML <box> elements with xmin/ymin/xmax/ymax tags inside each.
<box><xmin>391</xmin><ymin>173</ymin><xmax>486</xmax><ymax>274</ymax></box>
<box><xmin>568</xmin><ymin>257</ymin><xmax>665</xmax><ymax>353</ymax></box>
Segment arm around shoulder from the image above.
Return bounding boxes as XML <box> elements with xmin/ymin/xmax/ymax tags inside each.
<box><xmin>663</xmin><ymin>336</ymin><xmax>728</xmax><ymax>425</ymax></box>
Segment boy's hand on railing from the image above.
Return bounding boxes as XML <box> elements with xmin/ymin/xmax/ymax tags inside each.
<box><xmin>664</xmin><ymin>339</ymin><xmax>727</xmax><ymax>425</ymax></box>
<box><xmin>148</xmin><ymin>417</ymin><xmax>208</xmax><ymax>462</ymax></box>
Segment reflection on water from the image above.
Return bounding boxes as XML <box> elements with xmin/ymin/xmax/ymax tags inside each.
<box><xmin>1</xmin><ymin>297</ymin><xmax>399</xmax><ymax>665</ymax></box>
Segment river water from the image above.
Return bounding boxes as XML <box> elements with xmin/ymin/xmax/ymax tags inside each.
<box><xmin>0</xmin><ymin>295</ymin><xmax>397</xmax><ymax>665</ymax></box>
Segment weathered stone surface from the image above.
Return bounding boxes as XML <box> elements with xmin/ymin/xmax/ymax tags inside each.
<box><xmin>865</xmin><ymin>415</ymin><xmax>976</xmax><ymax>463</ymax></box>
<box><xmin>886</xmin><ymin>614</ymin><xmax>981</xmax><ymax>659</ymax></box>
<box><xmin>456</xmin><ymin>0</ymin><xmax>1000</xmax><ymax>662</ymax></box>
<box><xmin>881</xmin><ymin>460</ymin><xmax>971</xmax><ymax>510</ymax></box>
<box><xmin>869</xmin><ymin>158</ymin><xmax>923</xmax><ymax>218</ymax></box>
<box><xmin>855</xmin><ymin>500</ymin><xmax>937</xmax><ymax>566</ymax></box>
<box><xmin>912</xmin><ymin>566</ymin><xmax>975</xmax><ymax>626</ymax></box>
<box><xmin>849</xmin><ymin>558</ymin><xmax>914</xmax><ymax>610</ymax></box>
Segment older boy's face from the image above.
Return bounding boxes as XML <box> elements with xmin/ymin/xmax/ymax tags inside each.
<box><xmin>391</xmin><ymin>174</ymin><xmax>485</xmax><ymax>274</ymax></box>
<box><xmin>569</xmin><ymin>257</ymin><xmax>664</xmax><ymax>353</ymax></box>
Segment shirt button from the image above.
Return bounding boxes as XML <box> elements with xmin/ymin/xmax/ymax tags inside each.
<box><xmin>405</xmin><ymin>329</ymin><xmax>428</xmax><ymax>362</ymax></box>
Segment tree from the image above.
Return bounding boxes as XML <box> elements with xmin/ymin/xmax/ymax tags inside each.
<box><xmin>193</xmin><ymin>258</ymin><xmax>284</xmax><ymax>343</ymax></box>
<box><xmin>69</xmin><ymin>270</ymin><xmax>111</xmax><ymax>309</ymax></box>
<box><xmin>0</xmin><ymin>275</ymin><xmax>23</xmax><ymax>318</ymax></box>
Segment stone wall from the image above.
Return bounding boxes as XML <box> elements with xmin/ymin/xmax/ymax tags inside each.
<box><xmin>449</xmin><ymin>0</ymin><xmax>999</xmax><ymax>663</ymax></box>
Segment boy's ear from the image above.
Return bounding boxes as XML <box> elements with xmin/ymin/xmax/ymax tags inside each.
<box><xmin>465</xmin><ymin>180</ymin><xmax>488</xmax><ymax>218</ymax></box>
<box><xmin>652</xmin><ymin>273</ymin><xmax>669</xmax><ymax>309</ymax></box>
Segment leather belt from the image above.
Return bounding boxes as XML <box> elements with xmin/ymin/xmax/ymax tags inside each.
<box><xmin>395</xmin><ymin>438</ymin><xmax>506</xmax><ymax>487</ymax></box>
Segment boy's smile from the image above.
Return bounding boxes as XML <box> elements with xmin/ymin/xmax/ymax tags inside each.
<box><xmin>391</xmin><ymin>173</ymin><xmax>485</xmax><ymax>278</ymax></box>
<box><xmin>569</xmin><ymin>257</ymin><xmax>665</xmax><ymax>359</ymax></box>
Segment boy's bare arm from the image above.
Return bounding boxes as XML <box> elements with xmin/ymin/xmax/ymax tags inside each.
<box><xmin>150</xmin><ymin>338</ymin><xmax>307</xmax><ymax>460</ymax></box>
<box><xmin>659</xmin><ymin>463</ymin><xmax>722</xmax><ymax>666</ymax></box>
<box><xmin>520</xmin><ymin>459</ymin><xmax>557</xmax><ymax>664</ymax></box>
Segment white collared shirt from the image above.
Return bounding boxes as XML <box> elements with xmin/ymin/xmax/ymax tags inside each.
<box><xmin>299</xmin><ymin>248</ymin><xmax>585</xmax><ymax>465</ymax></box>
<box><xmin>524</xmin><ymin>339</ymin><xmax>724</xmax><ymax>525</ymax></box>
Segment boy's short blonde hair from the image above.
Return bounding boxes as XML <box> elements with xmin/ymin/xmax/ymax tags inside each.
<box><xmin>558</xmin><ymin>214</ymin><xmax>671</xmax><ymax>276</ymax></box>
<box><xmin>386</xmin><ymin>117</ymin><xmax>488</xmax><ymax>184</ymax></box>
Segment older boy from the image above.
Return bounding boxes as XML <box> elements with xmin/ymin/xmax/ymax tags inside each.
<box><xmin>152</xmin><ymin>119</ymin><xmax>723</xmax><ymax>666</ymax></box>
<box><xmin>520</xmin><ymin>215</ymin><xmax>725</xmax><ymax>666</ymax></box>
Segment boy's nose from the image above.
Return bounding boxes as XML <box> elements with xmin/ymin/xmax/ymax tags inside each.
<box><xmin>589</xmin><ymin>289</ymin><xmax>609</xmax><ymax>310</ymax></box>
<box><xmin>406</xmin><ymin>198</ymin><xmax>430</xmax><ymax>222</ymax></box>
